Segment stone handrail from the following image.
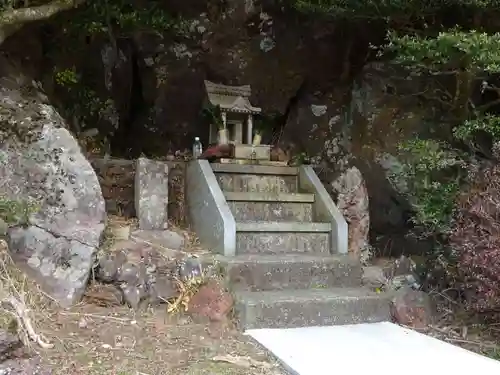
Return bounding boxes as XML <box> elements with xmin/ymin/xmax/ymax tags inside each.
<box><xmin>185</xmin><ymin>160</ymin><xmax>236</xmax><ymax>255</ymax></box>
<box><xmin>298</xmin><ymin>165</ymin><xmax>349</xmax><ymax>254</ymax></box>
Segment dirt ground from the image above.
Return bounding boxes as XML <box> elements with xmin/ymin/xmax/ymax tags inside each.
<box><xmin>36</xmin><ymin>301</ymin><xmax>286</xmax><ymax>375</ymax></box>
<box><xmin>0</xmin><ymin>237</ymin><xmax>283</xmax><ymax>375</ymax></box>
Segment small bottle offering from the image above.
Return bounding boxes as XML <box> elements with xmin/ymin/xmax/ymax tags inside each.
<box><xmin>192</xmin><ymin>136</ymin><xmax>203</xmax><ymax>158</ymax></box>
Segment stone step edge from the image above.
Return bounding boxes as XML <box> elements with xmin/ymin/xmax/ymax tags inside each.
<box><xmin>211</xmin><ymin>163</ymin><xmax>299</xmax><ymax>176</ymax></box>
<box><xmin>214</xmin><ymin>253</ymin><xmax>357</xmax><ymax>265</ymax></box>
<box><xmin>224</xmin><ymin>192</ymin><xmax>314</xmax><ymax>203</ymax></box>
<box><xmin>234</xmin><ymin>287</ymin><xmax>389</xmax><ymax>305</ymax></box>
<box><xmin>236</xmin><ymin>222</ymin><xmax>331</xmax><ymax>233</ymax></box>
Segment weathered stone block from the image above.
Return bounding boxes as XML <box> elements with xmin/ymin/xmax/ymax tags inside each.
<box><xmin>135</xmin><ymin>157</ymin><xmax>169</xmax><ymax>230</ymax></box>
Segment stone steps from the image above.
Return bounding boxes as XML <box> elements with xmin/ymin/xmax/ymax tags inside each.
<box><xmin>220</xmin><ymin>254</ymin><xmax>362</xmax><ymax>291</ymax></box>
<box><xmin>223</xmin><ymin>192</ymin><xmax>314</xmax><ymax>202</ymax></box>
<box><xmin>234</xmin><ymin>288</ymin><xmax>392</xmax><ymax>330</ymax></box>
<box><xmin>199</xmin><ymin>161</ymin><xmax>390</xmax><ymax>330</ymax></box>
<box><xmin>235</xmin><ymin>222</ymin><xmax>331</xmax><ymax>254</ymax></box>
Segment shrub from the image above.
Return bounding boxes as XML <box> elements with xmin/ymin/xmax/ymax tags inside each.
<box><xmin>450</xmin><ymin>164</ymin><xmax>500</xmax><ymax>313</ymax></box>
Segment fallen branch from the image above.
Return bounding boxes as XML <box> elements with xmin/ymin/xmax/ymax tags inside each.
<box><xmin>0</xmin><ymin>0</ymin><xmax>86</xmax><ymax>45</ymax></box>
<box><xmin>1</xmin><ymin>295</ymin><xmax>53</xmax><ymax>349</ymax></box>
<box><xmin>58</xmin><ymin>311</ymin><xmax>131</xmax><ymax>323</ymax></box>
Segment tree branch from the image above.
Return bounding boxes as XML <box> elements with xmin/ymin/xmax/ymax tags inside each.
<box><xmin>0</xmin><ymin>0</ymin><xmax>85</xmax><ymax>45</ymax></box>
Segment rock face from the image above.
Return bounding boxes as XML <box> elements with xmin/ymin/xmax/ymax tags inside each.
<box><xmin>3</xmin><ymin>5</ymin><xmax>441</xmax><ymax>256</ymax></box>
<box><xmin>0</xmin><ymin>65</ymin><xmax>106</xmax><ymax>307</ymax></box>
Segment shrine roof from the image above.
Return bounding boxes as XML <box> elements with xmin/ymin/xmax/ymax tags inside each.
<box><xmin>204</xmin><ymin>80</ymin><xmax>262</xmax><ymax>114</ymax></box>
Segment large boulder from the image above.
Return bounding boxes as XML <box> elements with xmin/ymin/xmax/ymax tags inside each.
<box><xmin>0</xmin><ymin>63</ymin><xmax>106</xmax><ymax>307</ymax></box>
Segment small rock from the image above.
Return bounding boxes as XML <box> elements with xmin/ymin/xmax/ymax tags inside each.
<box><xmin>97</xmin><ymin>250</ymin><xmax>127</xmax><ymax>282</ymax></box>
<box><xmin>178</xmin><ymin>257</ymin><xmax>204</xmax><ymax>282</ymax></box>
<box><xmin>385</xmin><ymin>255</ymin><xmax>417</xmax><ymax>278</ymax></box>
<box><xmin>149</xmin><ymin>276</ymin><xmax>178</xmax><ymax>304</ymax></box>
<box><xmin>270</xmin><ymin>146</ymin><xmax>288</xmax><ymax>162</ymax></box>
<box><xmin>372</xmin><ymin>256</ymin><xmax>421</xmax><ymax>290</ymax></box>
<box><xmin>78</xmin><ymin>318</ymin><xmax>88</xmax><ymax>329</ymax></box>
<box><xmin>392</xmin><ymin>274</ymin><xmax>420</xmax><ymax>290</ymax></box>
<box><xmin>117</xmin><ymin>262</ymin><xmax>142</xmax><ymax>284</ymax></box>
<box><xmin>159</xmin><ymin>230</ymin><xmax>185</xmax><ymax>250</ymax></box>
<box><xmin>361</xmin><ymin>266</ymin><xmax>388</xmax><ymax>290</ymax></box>
<box><xmin>391</xmin><ymin>288</ymin><xmax>433</xmax><ymax>329</ymax></box>
<box><xmin>120</xmin><ymin>283</ymin><xmax>148</xmax><ymax>309</ymax></box>
<box><xmin>188</xmin><ymin>280</ymin><xmax>233</xmax><ymax>322</ymax></box>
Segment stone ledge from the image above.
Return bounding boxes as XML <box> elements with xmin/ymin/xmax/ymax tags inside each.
<box><xmin>224</xmin><ymin>192</ymin><xmax>314</xmax><ymax>203</ymax></box>
<box><xmin>236</xmin><ymin>222</ymin><xmax>331</xmax><ymax>232</ymax></box>
<box><xmin>218</xmin><ymin>253</ymin><xmax>362</xmax><ymax>291</ymax></box>
<box><xmin>212</xmin><ymin>163</ymin><xmax>299</xmax><ymax>176</ymax></box>
<box><xmin>234</xmin><ymin>288</ymin><xmax>392</xmax><ymax>330</ymax></box>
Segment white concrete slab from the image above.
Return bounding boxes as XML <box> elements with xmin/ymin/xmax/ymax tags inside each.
<box><xmin>246</xmin><ymin>322</ymin><xmax>500</xmax><ymax>375</ymax></box>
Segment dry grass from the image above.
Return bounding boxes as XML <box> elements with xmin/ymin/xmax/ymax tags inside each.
<box><xmin>417</xmin><ymin>288</ymin><xmax>500</xmax><ymax>360</ymax></box>
<box><xmin>0</xmin><ymin>240</ymin><xmax>53</xmax><ymax>349</ymax></box>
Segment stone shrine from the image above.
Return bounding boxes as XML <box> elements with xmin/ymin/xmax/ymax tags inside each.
<box><xmin>203</xmin><ymin>81</ymin><xmax>271</xmax><ymax>162</ymax></box>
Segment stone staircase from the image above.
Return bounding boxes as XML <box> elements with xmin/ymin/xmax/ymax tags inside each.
<box><xmin>186</xmin><ymin>161</ymin><xmax>391</xmax><ymax>330</ymax></box>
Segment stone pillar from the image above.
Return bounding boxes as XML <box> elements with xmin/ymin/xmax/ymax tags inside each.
<box><xmin>135</xmin><ymin>157</ymin><xmax>169</xmax><ymax>230</ymax></box>
<box><xmin>221</xmin><ymin>111</ymin><xmax>227</xmax><ymax>129</ymax></box>
<box><xmin>247</xmin><ymin>115</ymin><xmax>253</xmax><ymax>144</ymax></box>
<box><xmin>234</xmin><ymin>121</ymin><xmax>243</xmax><ymax>144</ymax></box>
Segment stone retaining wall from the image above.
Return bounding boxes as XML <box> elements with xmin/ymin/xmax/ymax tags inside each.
<box><xmin>90</xmin><ymin>158</ymin><xmax>186</xmax><ymax>225</ymax></box>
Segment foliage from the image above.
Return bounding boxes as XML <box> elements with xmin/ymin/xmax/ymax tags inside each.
<box><xmin>291</xmin><ymin>0</ymin><xmax>500</xmax><ymax>18</ymax></box>
<box><xmin>385</xmin><ymin>30</ymin><xmax>500</xmax><ymax>73</ymax></box>
<box><xmin>201</xmin><ymin>103</ymin><xmax>224</xmax><ymax>130</ymax></box>
<box><xmin>53</xmin><ymin>67</ymin><xmax>113</xmax><ymax>128</ymax></box>
<box><xmin>390</xmin><ymin>139</ymin><xmax>465</xmax><ymax>236</ymax></box>
<box><xmin>454</xmin><ymin>115</ymin><xmax>500</xmax><ymax>141</ymax></box>
<box><xmin>67</xmin><ymin>0</ymin><xmax>188</xmax><ymax>36</ymax></box>
<box><xmin>0</xmin><ymin>155</ymin><xmax>38</xmax><ymax>228</ymax></box>
<box><xmin>253</xmin><ymin>112</ymin><xmax>280</xmax><ymax>135</ymax></box>
<box><xmin>54</xmin><ymin>67</ymin><xmax>78</xmax><ymax>86</ymax></box>
<box><xmin>0</xmin><ymin>197</ymin><xmax>36</xmax><ymax>226</ymax></box>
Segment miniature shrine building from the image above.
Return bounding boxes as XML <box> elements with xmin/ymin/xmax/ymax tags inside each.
<box><xmin>204</xmin><ymin>80</ymin><xmax>262</xmax><ymax>145</ymax></box>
